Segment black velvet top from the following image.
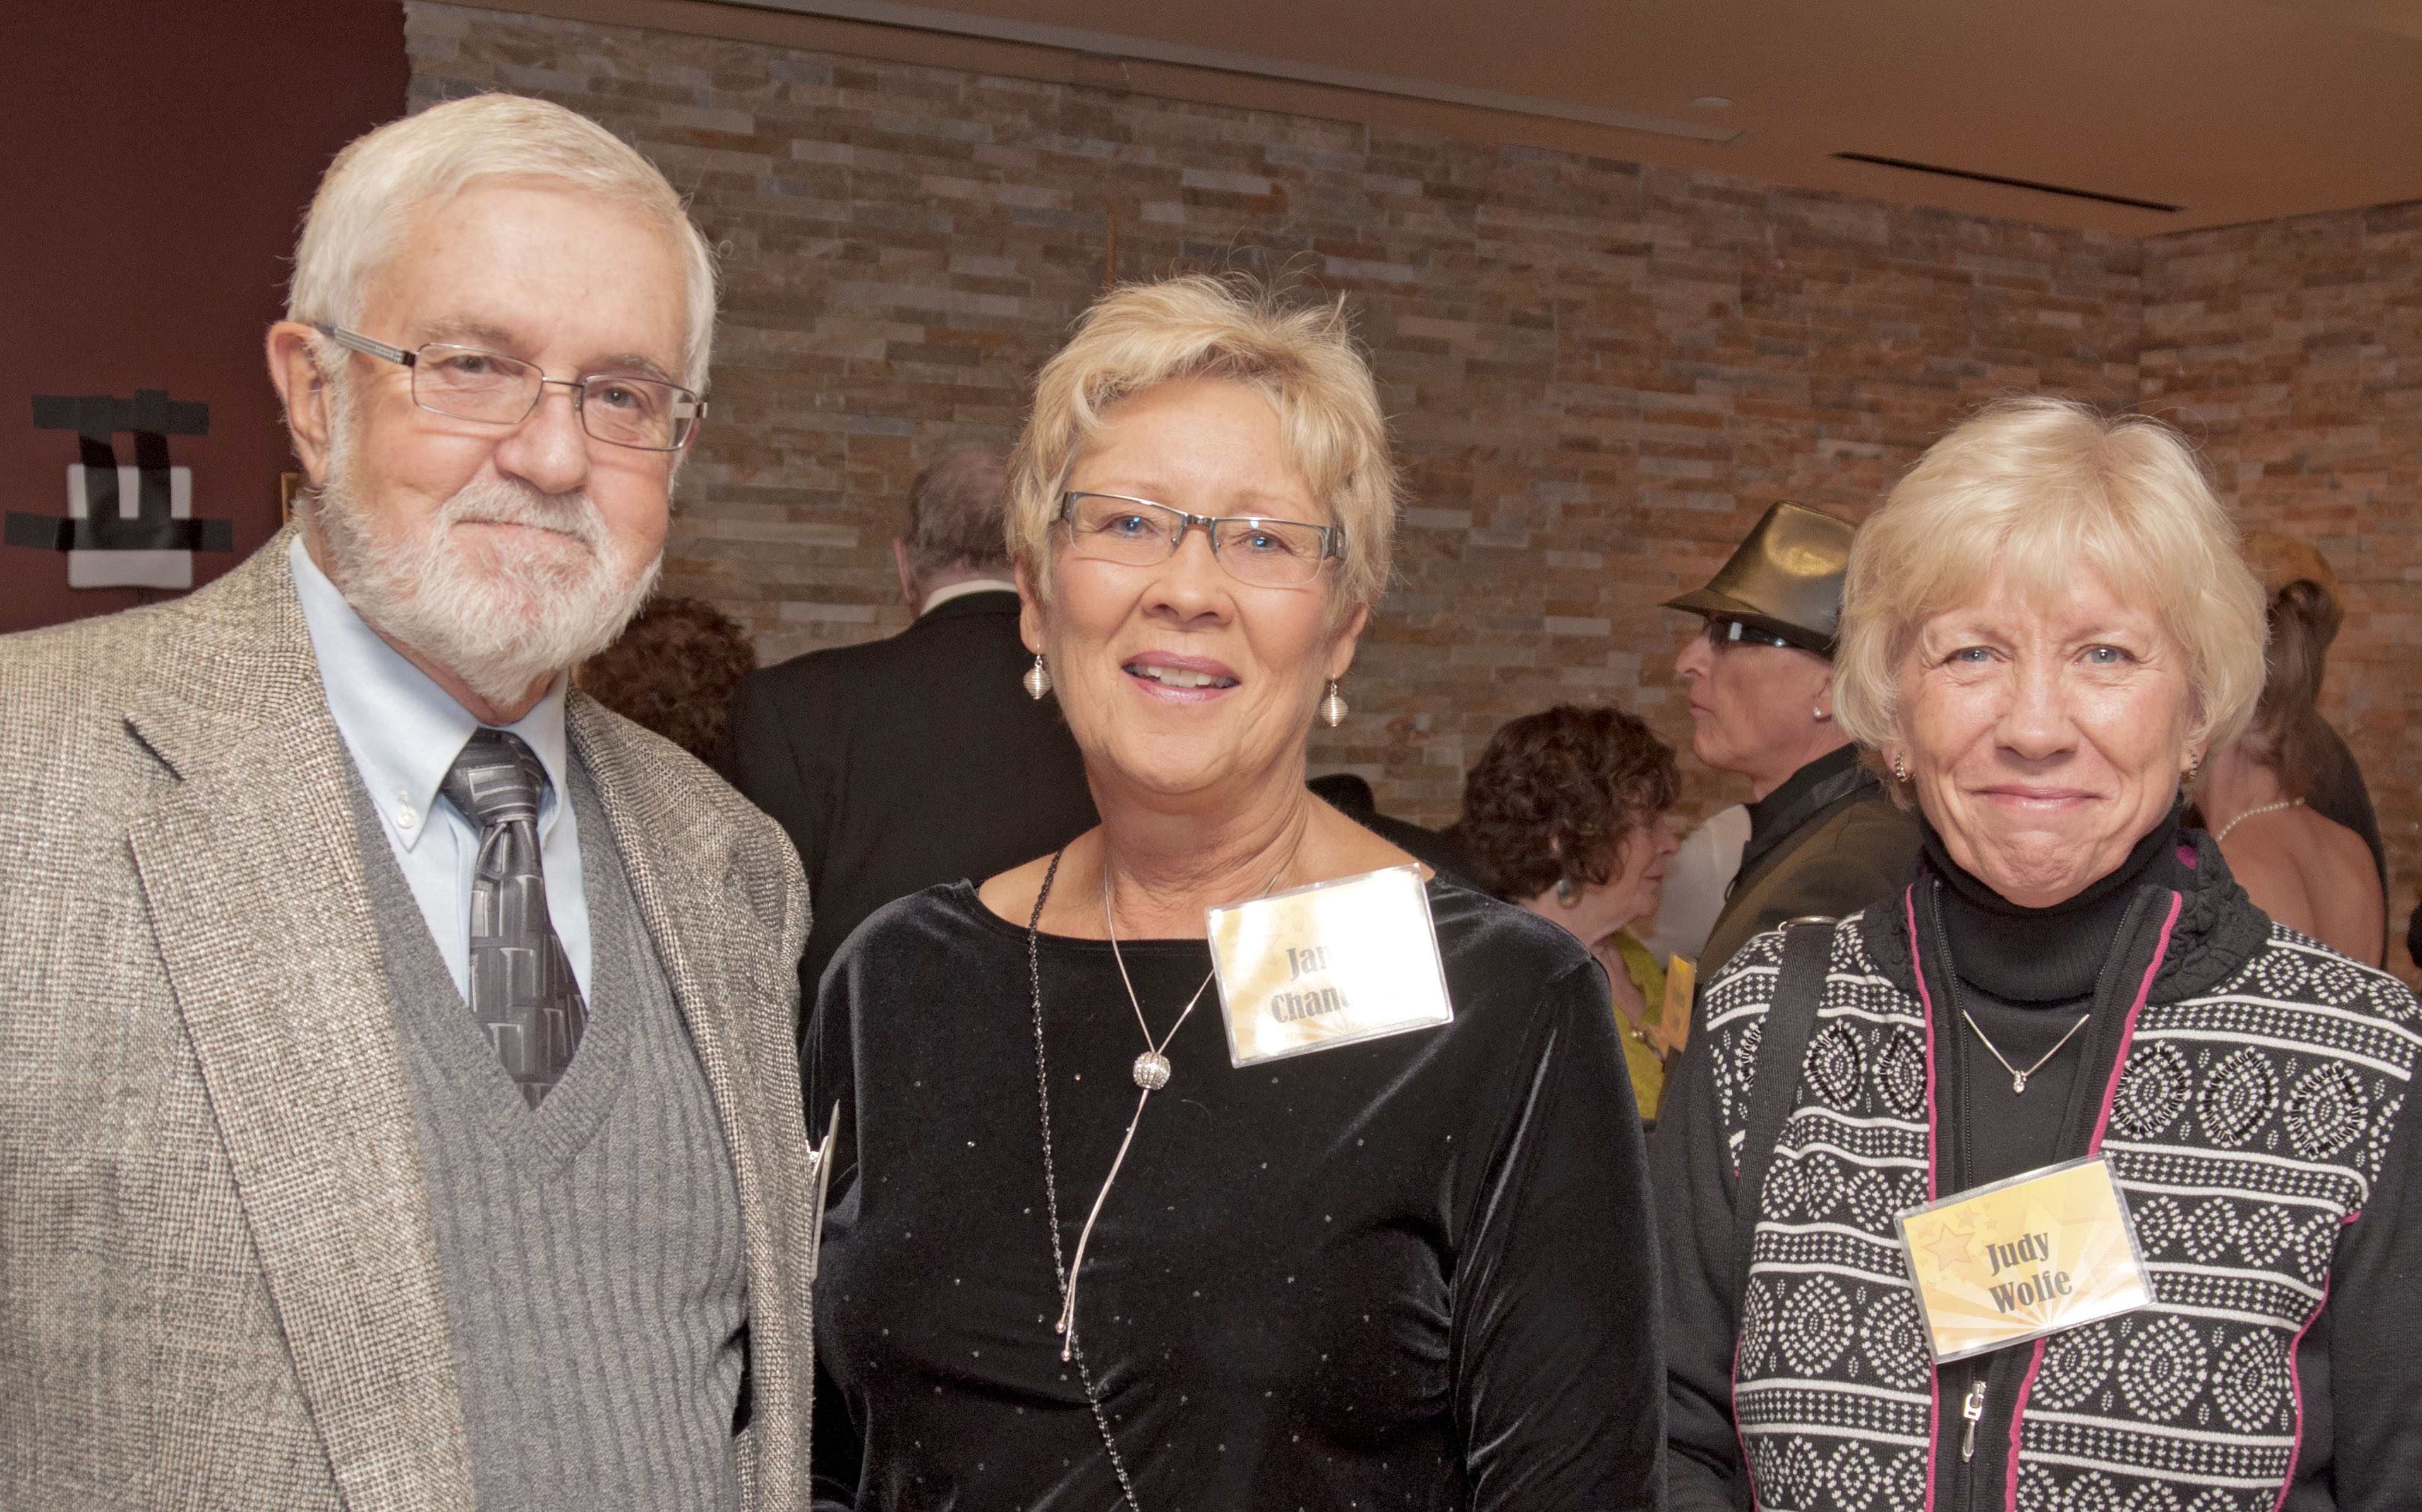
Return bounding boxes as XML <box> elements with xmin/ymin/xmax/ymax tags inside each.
<box><xmin>805</xmin><ymin>877</ymin><xmax>1663</xmax><ymax>1511</ymax></box>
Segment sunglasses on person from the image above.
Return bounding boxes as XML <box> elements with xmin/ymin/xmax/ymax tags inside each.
<box><xmin>1700</xmin><ymin>616</ymin><xmax>1798</xmax><ymax>650</ymax></box>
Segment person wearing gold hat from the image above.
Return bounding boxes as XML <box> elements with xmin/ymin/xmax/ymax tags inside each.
<box><xmin>1664</xmin><ymin>501</ymin><xmax>1921</xmax><ymax>976</ymax></box>
<box><xmin>2193</xmin><ymin>531</ymin><xmax>2384</xmax><ymax>963</ymax></box>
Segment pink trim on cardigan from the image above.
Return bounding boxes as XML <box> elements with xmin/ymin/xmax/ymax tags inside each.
<box><xmin>1904</xmin><ymin>885</ymin><xmax>1944</xmax><ymax>1204</ymax></box>
<box><xmin>1903</xmin><ymin>885</ymin><xmax>1943</xmax><ymax>1512</ymax></box>
<box><xmin>2004</xmin><ymin>1336</ymin><xmax>2050</xmax><ymax>1512</ymax></box>
<box><xmin>2272</xmin><ymin>1273</ymin><xmax>2331</xmax><ymax>1512</ymax></box>
<box><xmin>2005</xmin><ymin>889</ymin><xmax>2178</xmax><ymax>1511</ymax></box>
<box><xmin>1729</xmin><ymin>1335</ymin><xmax>1757</xmax><ymax>1508</ymax></box>
<box><xmin>2086</xmin><ymin>891</ymin><xmax>2181</xmax><ymax>1153</ymax></box>
<box><xmin>1910</xmin><ymin>885</ymin><xmax>2182</xmax><ymax>1512</ymax></box>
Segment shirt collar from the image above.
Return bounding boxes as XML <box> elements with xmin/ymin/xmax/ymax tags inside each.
<box><xmin>288</xmin><ymin>534</ymin><xmax>572</xmax><ymax>850</ymax></box>
<box><xmin>917</xmin><ymin>577</ymin><xmax>1020</xmax><ymax>614</ymax></box>
<box><xmin>1738</xmin><ymin>743</ymin><xmax>1871</xmax><ymax>874</ymax></box>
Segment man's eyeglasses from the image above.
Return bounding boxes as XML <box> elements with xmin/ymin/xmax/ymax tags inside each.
<box><xmin>1701</xmin><ymin>616</ymin><xmax>1798</xmax><ymax>651</ymax></box>
<box><xmin>1059</xmin><ymin>492</ymin><xmax>1344</xmax><ymax>589</ymax></box>
<box><xmin>314</xmin><ymin>325</ymin><xmax>706</xmax><ymax>452</ymax></box>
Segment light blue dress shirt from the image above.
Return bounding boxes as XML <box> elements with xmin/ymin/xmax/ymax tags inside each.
<box><xmin>289</xmin><ymin>535</ymin><xmax>593</xmax><ymax>1000</ymax></box>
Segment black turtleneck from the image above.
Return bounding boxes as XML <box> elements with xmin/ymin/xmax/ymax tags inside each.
<box><xmin>1920</xmin><ymin>803</ymin><xmax>2187</xmax><ymax>1193</ymax></box>
<box><xmin>1915</xmin><ymin>807</ymin><xmax>2194</xmax><ymax>1512</ymax></box>
<box><xmin>1922</xmin><ymin>803</ymin><xmax>2188</xmax><ymax>1007</ymax></box>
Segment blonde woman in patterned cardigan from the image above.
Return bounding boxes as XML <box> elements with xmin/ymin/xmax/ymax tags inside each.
<box><xmin>1653</xmin><ymin>397</ymin><xmax>2422</xmax><ymax>1512</ymax></box>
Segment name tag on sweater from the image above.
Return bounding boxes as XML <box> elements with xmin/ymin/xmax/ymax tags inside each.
<box><xmin>1895</xmin><ymin>1155</ymin><xmax>2154</xmax><ymax>1363</ymax></box>
<box><xmin>1208</xmin><ymin>865</ymin><xmax>1452</xmax><ymax>1067</ymax></box>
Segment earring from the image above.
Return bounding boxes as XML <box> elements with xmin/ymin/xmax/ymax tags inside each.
<box><xmin>1555</xmin><ymin>877</ymin><xmax>1582</xmax><ymax>907</ymax></box>
<box><xmin>1812</xmin><ymin>706</ymin><xmax>1829</xmax><ymax>722</ymax></box>
<box><xmin>1023</xmin><ymin>654</ymin><xmax>1051</xmax><ymax>700</ymax></box>
<box><xmin>1319</xmin><ymin>679</ymin><xmax>1348</xmax><ymax>728</ymax></box>
<box><xmin>1892</xmin><ymin>753</ymin><xmax>1910</xmax><ymax>783</ymax></box>
<box><xmin>2184</xmin><ymin>750</ymin><xmax>2200</xmax><ymax>781</ymax></box>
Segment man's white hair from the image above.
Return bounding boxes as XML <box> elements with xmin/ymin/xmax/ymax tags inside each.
<box><xmin>287</xmin><ymin>92</ymin><xmax>717</xmax><ymax>390</ymax></box>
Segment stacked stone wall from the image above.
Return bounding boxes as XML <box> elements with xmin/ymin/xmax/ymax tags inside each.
<box><xmin>415</xmin><ymin>4</ymin><xmax>2422</xmax><ymax>966</ymax></box>
<box><xmin>409</xmin><ymin>0</ymin><xmax>2143</xmax><ymax>834</ymax></box>
<box><xmin>2144</xmin><ymin>205</ymin><xmax>2422</xmax><ymax>955</ymax></box>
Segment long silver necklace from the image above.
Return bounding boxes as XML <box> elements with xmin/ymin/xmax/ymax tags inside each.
<box><xmin>2215</xmin><ymin>796</ymin><xmax>2302</xmax><ymax>841</ymax></box>
<box><xmin>1025</xmin><ymin>847</ymin><xmax>1143</xmax><ymax>1511</ymax></box>
<box><xmin>1026</xmin><ymin>843</ymin><xmax>1291</xmax><ymax>1511</ymax></box>
<box><xmin>1050</xmin><ymin>865</ymin><xmax>1220</xmax><ymax>1353</ymax></box>
<box><xmin>1961</xmin><ymin>1009</ymin><xmax>2092</xmax><ymax>1095</ymax></box>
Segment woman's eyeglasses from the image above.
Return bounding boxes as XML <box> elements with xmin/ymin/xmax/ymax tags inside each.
<box><xmin>1059</xmin><ymin>492</ymin><xmax>1344</xmax><ymax>589</ymax></box>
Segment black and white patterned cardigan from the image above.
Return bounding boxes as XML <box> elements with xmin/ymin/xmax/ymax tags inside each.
<box><xmin>1699</xmin><ymin>854</ymin><xmax>2419</xmax><ymax>1512</ymax></box>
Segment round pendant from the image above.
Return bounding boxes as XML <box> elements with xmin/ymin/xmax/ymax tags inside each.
<box><xmin>1131</xmin><ymin>1050</ymin><xmax>1172</xmax><ymax>1090</ymax></box>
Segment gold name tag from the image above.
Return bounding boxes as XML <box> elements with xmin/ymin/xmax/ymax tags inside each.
<box><xmin>1654</xmin><ymin>953</ymin><xmax>1696</xmax><ymax>1056</ymax></box>
<box><xmin>1207</xmin><ymin>865</ymin><xmax>1452</xmax><ymax>1067</ymax></box>
<box><xmin>1894</xmin><ymin>1155</ymin><xmax>2153</xmax><ymax>1363</ymax></box>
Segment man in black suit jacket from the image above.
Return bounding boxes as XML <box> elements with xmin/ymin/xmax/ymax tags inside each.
<box><xmin>720</xmin><ymin>451</ymin><xmax>1097</xmax><ymax>1002</ymax></box>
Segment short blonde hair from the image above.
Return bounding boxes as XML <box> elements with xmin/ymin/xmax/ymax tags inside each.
<box><xmin>1005</xmin><ymin>274</ymin><xmax>1400</xmax><ymax>613</ymax></box>
<box><xmin>288</xmin><ymin>93</ymin><xmax>718</xmax><ymax>390</ymax></box>
<box><xmin>1835</xmin><ymin>397</ymin><xmax>2267</xmax><ymax>753</ymax></box>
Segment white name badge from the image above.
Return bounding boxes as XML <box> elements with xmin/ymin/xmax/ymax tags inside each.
<box><xmin>1894</xmin><ymin>1154</ymin><xmax>2155</xmax><ymax>1364</ymax></box>
<box><xmin>1207</xmin><ymin>864</ymin><xmax>1453</xmax><ymax>1067</ymax></box>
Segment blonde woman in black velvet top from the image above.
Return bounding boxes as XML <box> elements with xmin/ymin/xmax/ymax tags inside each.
<box><xmin>804</xmin><ymin>275</ymin><xmax>1663</xmax><ymax>1511</ymax></box>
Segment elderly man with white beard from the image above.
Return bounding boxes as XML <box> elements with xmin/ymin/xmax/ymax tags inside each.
<box><xmin>0</xmin><ymin>95</ymin><xmax>822</xmax><ymax>1511</ymax></box>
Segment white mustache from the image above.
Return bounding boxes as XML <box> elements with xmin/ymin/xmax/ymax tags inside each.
<box><xmin>315</xmin><ymin>455</ymin><xmax>654</xmax><ymax>706</ymax></box>
<box><xmin>442</xmin><ymin>477</ymin><xmax>605</xmax><ymax>555</ymax></box>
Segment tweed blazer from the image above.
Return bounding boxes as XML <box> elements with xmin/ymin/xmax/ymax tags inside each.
<box><xmin>0</xmin><ymin>534</ymin><xmax>819</xmax><ymax>1509</ymax></box>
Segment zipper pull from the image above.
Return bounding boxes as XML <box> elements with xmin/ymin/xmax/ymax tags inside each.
<box><xmin>1961</xmin><ymin>1379</ymin><xmax>1988</xmax><ymax>1461</ymax></box>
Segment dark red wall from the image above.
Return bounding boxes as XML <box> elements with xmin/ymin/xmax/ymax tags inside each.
<box><xmin>0</xmin><ymin>1</ymin><xmax>407</xmax><ymax>633</ymax></box>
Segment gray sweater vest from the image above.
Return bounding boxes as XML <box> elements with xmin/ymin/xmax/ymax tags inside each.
<box><xmin>351</xmin><ymin>760</ymin><xmax>747</xmax><ymax>1512</ymax></box>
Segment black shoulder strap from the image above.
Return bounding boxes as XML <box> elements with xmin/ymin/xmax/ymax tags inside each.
<box><xmin>1732</xmin><ymin>917</ymin><xmax>1833</xmax><ymax>1314</ymax></box>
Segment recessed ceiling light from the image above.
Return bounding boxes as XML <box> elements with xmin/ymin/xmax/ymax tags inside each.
<box><xmin>1691</xmin><ymin>95</ymin><xmax>1733</xmax><ymax>108</ymax></box>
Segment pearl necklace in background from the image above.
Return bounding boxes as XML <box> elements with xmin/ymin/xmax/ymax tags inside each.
<box><xmin>2215</xmin><ymin>796</ymin><xmax>2303</xmax><ymax>842</ymax></box>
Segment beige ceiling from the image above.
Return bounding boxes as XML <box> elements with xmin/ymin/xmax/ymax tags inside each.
<box><xmin>538</xmin><ymin>0</ymin><xmax>2422</xmax><ymax>233</ymax></box>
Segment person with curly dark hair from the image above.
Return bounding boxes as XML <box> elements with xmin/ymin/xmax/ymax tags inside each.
<box><xmin>578</xmin><ymin>595</ymin><xmax>758</xmax><ymax>762</ymax></box>
<box><xmin>1460</xmin><ymin>703</ymin><xmax>1683</xmax><ymax>1120</ymax></box>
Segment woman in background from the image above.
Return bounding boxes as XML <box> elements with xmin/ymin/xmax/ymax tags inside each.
<box><xmin>577</xmin><ymin>594</ymin><xmax>756</xmax><ymax>760</ymax></box>
<box><xmin>1461</xmin><ymin>704</ymin><xmax>1682</xmax><ymax>1121</ymax></box>
<box><xmin>1641</xmin><ymin>801</ymin><xmax>1749</xmax><ymax>968</ymax></box>
<box><xmin>2193</xmin><ymin>531</ymin><xmax>2383</xmax><ymax>962</ymax></box>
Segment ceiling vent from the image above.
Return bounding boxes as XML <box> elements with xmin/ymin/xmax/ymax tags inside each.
<box><xmin>1834</xmin><ymin>153</ymin><xmax>2180</xmax><ymax>213</ymax></box>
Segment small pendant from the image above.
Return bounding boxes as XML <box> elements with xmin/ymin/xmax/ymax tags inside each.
<box><xmin>1132</xmin><ymin>1051</ymin><xmax>1172</xmax><ymax>1090</ymax></box>
<box><xmin>2012</xmin><ymin>1072</ymin><xmax>2028</xmax><ymax>1095</ymax></box>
